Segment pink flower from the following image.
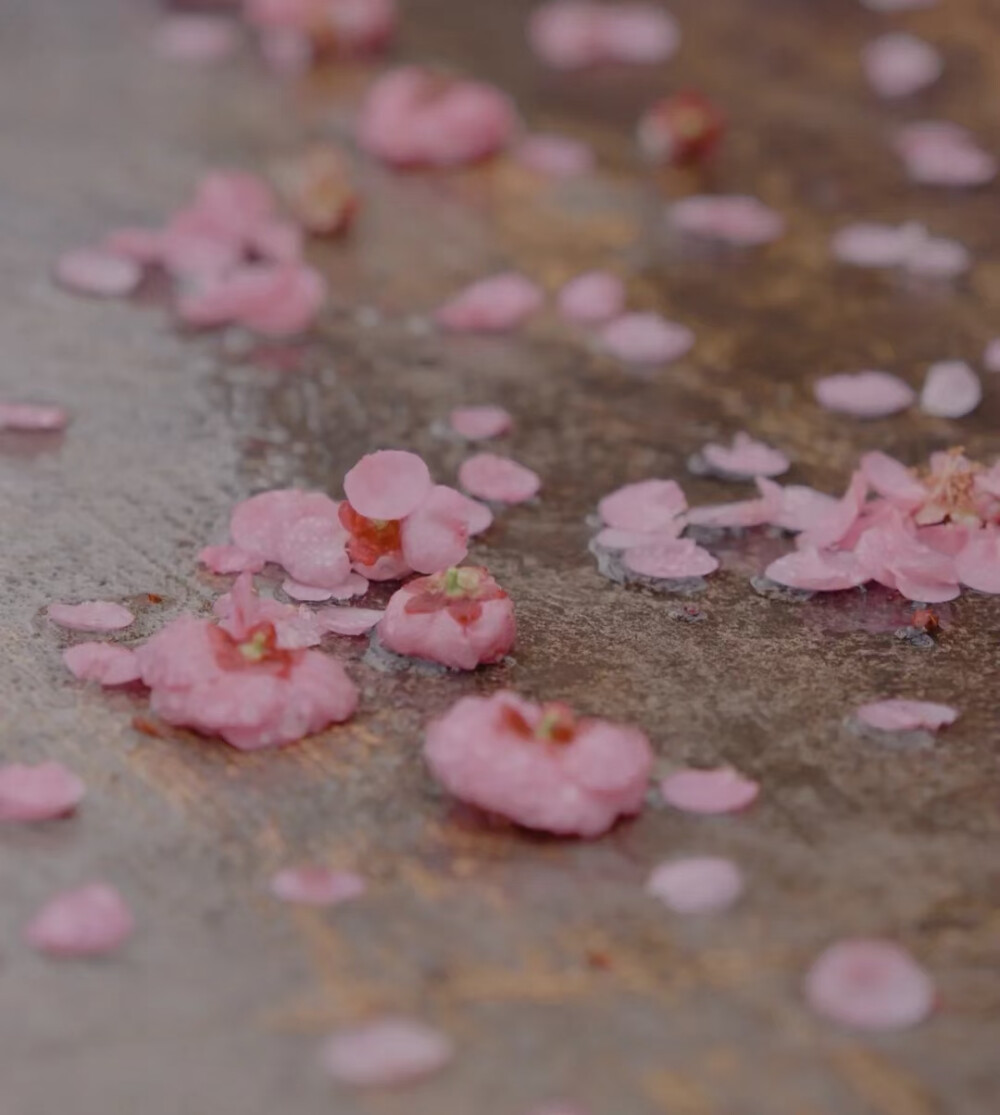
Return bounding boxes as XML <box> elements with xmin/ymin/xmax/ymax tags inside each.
<box><xmin>599</xmin><ymin>312</ymin><xmax>694</xmax><ymax>365</ymax></box>
<box><xmin>435</xmin><ymin>273</ymin><xmax>544</xmax><ymax>333</ymax></box>
<box><xmin>0</xmin><ymin>762</ymin><xmax>86</xmax><ymax>822</ymax></box>
<box><xmin>320</xmin><ymin>1018</ymin><xmax>454</xmax><ymax>1087</ymax></box>
<box><xmin>54</xmin><ymin>247</ymin><xmax>142</xmax><ymax>298</ymax></box>
<box><xmin>178</xmin><ymin>261</ymin><xmax>326</xmax><ymax>337</ymax></box>
<box><xmin>893</xmin><ymin>121</ymin><xmax>996</xmax><ymax>188</ymax></box>
<box><xmin>528</xmin><ymin>2</ymin><xmax>680</xmax><ymax>70</ymax></box>
<box><xmin>459</xmin><ymin>453</ymin><xmax>541</xmax><ymax>504</ymax></box>
<box><xmin>378</xmin><ymin>566</ymin><xmax>515</xmax><ymax>669</ymax></box>
<box><xmin>700</xmin><ymin>432</ymin><xmax>790</xmax><ymax>479</ymax></box>
<box><xmin>646</xmin><ymin>856</ymin><xmax>744</xmax><ymax>914</ymax></box>
<box><xmin>814</xmin><ymin>370</ymin><xmax>915</xmax><ymax>418</ymax></box>
<box><xmin>270</xmin><ymin>866</ymin><xmax>366</xmax><ymax>906</ymax></box>
<box><xmin>25</xmin><ymin>883</ymin><xmax>134</xmax><ymax>957</ymax></box>
<box><xmin>863</xmin><ymin>33</ymin><xmax>942</xmax><ymax>99</ymax></box>
<box><xmin>515</xmin><ymin>133</ymin><xmax>595</xmax><ymax>178</ymax></box>
<box><xmin>920</xmin><ymin>360</ymin><xmax>982</xmax><ymax>418</ymax></box>
<box><xmin>134</xmin><ymin>609</ymin><xmax>358</xmax><ymax>750</ymax></box>
<box><xmin>669</xmin><ymin>195</ymin><xmax>784</xmax><ymax>246</ymax></box>
<box><xmin>424</xmin><ymin>691</ymin><xmax>653</xmax><ymax>837</ymax></box>
<box><xmin>557</xmin><ymin>271</ymin><xmax>625</xmax><ymax>324</ymax></box>
<box><xmin>660</xmin><ymin>767</ymin><xmax>759</xmax><ymax>814</ymax></box>
<box><xmin>47</xmin><ymin>601</ymin><xmax>135</xmax><ymax>632</ymax></box>
<box><xmin>855</xmin><ymin>699</ymin><xmax>958</xmax><ymax>733</ymax></box>
<box><xmin>358</xmin><ymin>66</ymin><xmax>517</xmax><ymax>168</ymax></box>
<box><xmin>804</xmin><ymin>939</ymin><xmax>934</xmax><ymax>1031</ymax></box>
<box><xmin>0</xmin><ymin>402</ymin><xmax>70</xmax><ymax>431</ymax></box>
<box><xmin>213</xmin><ymin>571</ymin><xmax>326</xmax><ymax>648</ymax></box>
<box><xmin>449</xmin><ymin>405</ymin><xmax>513</xmax><ymax>440</ymax></box>
<box><xmin>63</xmin><ymin>642</ymin><xmax>142</xmax><ymax>686</ymax></box>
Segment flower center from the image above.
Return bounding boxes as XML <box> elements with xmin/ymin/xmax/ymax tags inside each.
<box><xmin>916</xmin><ymin>448</ymin><xmax>982</xmax><ymax>526</ymax></box>
<box><xmin>210</xmin><ymin>621</ymin><xmax>296</xmax><ymax>674</ymax></box>
<box><xmin>403</xmin><ymin>566</ymin><xmax>504</xmax><ymax>626</ymax></box>
<box><xmin>500</xmin><ymin>701</ymin><xmax>577</xmax><ymax>744</ymax></box>
<box><xmin>339</xmin><ymin>501</ymin><xmax>402</xmax><ymax>565</ymax></box>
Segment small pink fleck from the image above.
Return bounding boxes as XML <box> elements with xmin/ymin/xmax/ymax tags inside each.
<box><xmin>814</xmin><ymin>371</ymin><xmax>915</xmax><ymax>418</ymax></box>
<box><xmin>646</xmin><ymin>856</ymin><xmax>744</xmax><ymax>914</ymax></box>
<box><xmin>669</xmin><ymin>195</ymin><xmax>784</xmax><ymax>247</ymax></box>
<box><xmin>47</xmin><ymin>601</ymin><xmax>135</xmax><ymax>632</ymax></box>
<box><xmin>63</xmin><ymin>642</ymin><xmax>142</xmax><ymax>686</ymax></box>
<box><xmin>435</xmin><ymin>273</ymin><xmax>544</xmax><ymax>334</ymax></box>
<box><xmin>0</xmin><ymin>403</ymin><xmax>70</xmax><ymax>432</ymax></box>
<box><xmin>863</xmin><ymin>33</ymin><xmax>941</xmax><ymax>99</ymax></box>
<box><xmin>0</xmin><ymin>762</ymin><xmax>86</xmax><ymax>822</ymax></box>
<box><xmin>270</xmin><ymin>866</ymin><xmax>366</xmax><ymax>906</ymax></box>
<box><xmin>599</xmin><ymin>479</ymin><xmax>686</xmax><ymax>532</ymax></box>
<box><xmin>660</xmin><ymin>767</ymin><xmax>759</xmax><ymax>815</ymax></box>
<box><xmin>317</xmin><ymin>607</ymin><xmax>385</xmax><ymax>637</ymax></box>
<box><xmin>459</xmin><ymin>453</ymin><xmax>541</xmax><ymax>504</ymax></box>
<box><xmin>54</xmin><ymin>248</ymin><xmax>142</xmax><ymax>298</ymax></box>
<box><xmin>861</xmin><ymin>0</ymin><xmax>935</xmax><ymax>9</ymax></box>
<box><xmin>855</xmin><ymin>699</ymin><xmax>958</xmax><ymax>733</ymax></box>
<box><xmin>701</xmin><ymin>433</ymin><xmax>790</xmax><ymax>479</ymax></box>
<box><xmin>449</xmin><ymin>405</ymin><xmax>513</xmax><ymax>441</ymax></box>
<box><xmin>805</xmin><ymin>939</ymin><xmax>934</xmax><ymax>1031</ymax></box>
<box><xmin>623</xmin><ymin>538</ymin><xmax>719</xmax><ymax>579</ymax></box>
<box><xmin>557</xmin><ymin>271</ymin><xmax>626</xmax><ymax>325</ymax></box>
<box><xmin>920</xmin><ymin>360</ymin><xmax>982</xmax><ymax>418</ymax></box>
<box><xmin>153</xmin><ymin>15</ymin><xmax>238</xmax><ymax>64</ymax></box>
<box><xmin>344</xmin><ymin>450</ymin><xmax>433</xmax><ymax>522</ymax></box>
<box><xmin>25</xmin><ymin>883</ymin><xmax>134</xmax><ymax>957</ymax></box>
<box><xmin>515</xmin><ymin>133</ymin><xmax>595</xmax><ymax>178</ymax></box>
<box><xmin>600</xmin><ymin>312</ymin><xmax>694</xmax><ymax>365</ymax></box>
<box><xmin>320</xmin><ymin>1018</ymin><xmax>454</xmax><ymax>1087</ymax></box>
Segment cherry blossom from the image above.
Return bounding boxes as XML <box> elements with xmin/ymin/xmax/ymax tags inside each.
<box><xmin>459</xmin><ymin>453</ymin><xmax>541</xmax><ymax>504</ymax></box>
<box><xmin>54</xmin><ymin>248</ymin><xmax>142</xmax><ymax>298</ymax></box>
<box><xmin>0</xmin><ymin>403</ymin><xmax>70</xmax><ymax>431</ymax></box>
<box><xmin>647</xmin><ymin>856</ymin><xmax>744</xmax><ymax>913</ymax></box>
<box><xmin>894</xmin><ymin>122</ymin><xmax>997</xmax><ymax>188</ymax></box>
<box><xmin>449</xmin><ymin>405</ymin><xmax>513</xmax><ymax>440</ymax></box>
<box><xmin>154</xmin><ymin>15</ymin><xmax>238</xmax><ymax>64</ymax></box>
<box><xmin>863</xmin><ymin>33</ymin><xmax>941</xmax><ymax>99</ymax></box>
<box><xmin>669</xmin><ymin>195</ymin><xmax>784</xmax><ymax>247</ymax></box>
<box><xmin>814</xmin><ymin>371</ymin><xmax>915</xmax><ymax>418</ymax></box>
<box><xmin>358</xmin><ymin>67</ymin><xmax>516</xmax><ymax>168</ymax></box>
<box><xmin>528</xmin><ymin>1</ymin><xmax>680</xmax><ymax>69</ymax></box>
<box><xmin>855</xmin><ymin>699</ymin><xmax>958</xmax><ymax>733</ymax></box>
<box><xmin>25</xmin><ymin>883</ymin><xmax>134</xmax><ymax>957</ymax></box>
<box><xmin>435</xmin><ymin>273</ymin><xmax>543</xmax><ymax>334</ymax></box>
<box><xmin>378</xmin><ymin>566</ymin><xmax>515</xmax><ymax>669</ymax></box>
<box><xmin>637</xmin><ymin>91</ymin><xmax>725</xmax><ymax>166</ymax></box>
<box><xmin>0</xmin><ymin>762</ymin><xmax>86</xmax><ymax>822</ymax></box>
<box><xmin>599</xmin><ymin>313</ymin><xmax>694</xmax><ymax>365</ymax></box>
<box><xmin>557</xmin><ymin>271</ymin><xmax>625</xmax><ymax>325</ymax></box>
<box><xmin>321</xmin><ymin>1018</ymin><xmax>454</xmax><ymax>1087</ymax></box>
<box><xmin>270</xmin><ymin>866</ymin><xmax>366</xmax><ymax>906</ymax></box>
<box><xmin>48</xmin><ymin>601</ymin><xmax>135</xmax><ymax>632</ymax></box>
<box><xmin>698</xmin><ymin>433</ymin><xmax>790</xmax><ymax>480</ymax></box>
<box><xmin>660</xmin><ymin>767</ymin><xmax>759</xmax><ymax>814</ymax></box>
<box><xmin>64</xmin><ymin>642</ymin><xmax>142</xmax><ymax>686</ymax></box>
<box><xmin>515</xmin><ymin>134</ymin><xmax>595</xmax><ymax>178</ymax></box>
<box><xmin>831</xmin><ymin>222</ymin><xmax>969</xmax><ymax>280</ymax></box>
<box><xmin>920</xmin><ymin>360</ymin><xmax>982</xmax><ymax>418</ymax></box>
<box><xmin>424</xmin><ymin>691</ymin><xmax>653</xmax><ymax>837</ymax></box>
<box><xmin>805</xmin><ymin>939</ymin><xmax>934</xmax><ymax>1031</ymax></box>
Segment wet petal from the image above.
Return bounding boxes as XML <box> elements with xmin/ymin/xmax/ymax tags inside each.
<box><xmin>320</xmin><ymin>1018</ymin><xmax>454</xmax><ymax>1087</ymax></box>
<box><xmin>623</xmin><ymin>538</ymin><xmax>719</xmax><ymax>579</ymax></box>
<box><xmin>814</xmin><ymin>371</ymin><xmax>915</xmax><ymax>418</ymax></box>
<box><xmin>646</xmin><ymin>856</ymin><xmax>744</xmax><ymax>913</ymax></box>
<box><xmin>47</xmin><ymin>601</ymin><xmax>135</xmax><ymax>632</ymax></box>
<box><xmin>0</xmin><ymin>762</ymin><xmax>86</xmax><ymax>822</ymax></box>
<box><xmin>459</xmin><ymin>453</ymin><xmax>541</xmax><ymax>504</ymax></box>
<box><xmin>765</xmin><ymin>547</ymin><xmax>869</xmax><ymax>592</ymax></box>
<box><xmin>25</xmin><ymin>883</ymin><xmax>134</xmax><ymax>957</ymax></box>
<box><xmin>515</xmin><ymin>133</ymin><xmax>594</xmax><ymax>177</ymax></box>
<box><xmin>63</xmin><ymin>642</ymin><xmax>142</xmax><ymax>686</ymax></box>
<box><xmin>269</xmin><ymin>866</ymin><xmax>366</xmax><ymax>906</ymax></box>
<box><xmin>920</xmin><ymin>360</ymin><xmax>982</xmax><ymax>418</ymax></box>
<box><xmin>660</xmin><ymin>767</ymin><xmax>759</xmax><ymax>814</ymax></box>
<box><xmin>700</xmin><ymin>432</ymin><xmax>790</xmax><ymax>479</ymax></box>
<box><xmin>344</xmin><ymin>450</ymin><xmax>433</xmax><ymax>521</ymax></box>
<box><xmin>598</xmin><ymin>478</ymin><xmax>685</xmax><ymax>531</ymax></box>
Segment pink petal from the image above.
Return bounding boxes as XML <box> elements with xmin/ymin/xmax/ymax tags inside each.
<box><xmin>320</xmin><ymin>1018</ymin><xmax>454</xmax><ymax>1087</ymax></box>
<box><xmin>684</xmin><ymin>479</ymin><xmax>782</xmax><ymax>529</ymax></box>
<box><xmin>863</xmin><ymin>33</ymin><xmax>941</xmax><ymax>99</ymax></box>
<box><xmin>955</xmin><ymin>533</ymin><xmax>1000</xmax><ymax>593</ymax></box>
<box><xmin>316</xmin><ymin>607</ymin><xmax>385</xmax><ymax>636</ymax></box>
<box><xmin>797</xmin><ymin>471</ymin><xmax>867</xmax><ymax>551</ymax></box>
<box><xmin>198</xmin><ymin>544</ymin><xmax>267</xmax><ymax>575</ymax></box>
<box><xmin>861</xmin><ymin>0</ymin><xmax>935</xmax><ymax>9</ymax></box>
<box><xmin>515</xmin><ymin>133</ymin><xmax>595</xmax><ymax>178</ymax></box>
<box><xmin>449</xmin><ymin>405</ymin><xmax>513</xmax><ymax>440</ymax></box>
<box><xmin>831</xmin><ymin>222</ymin><xmax>909</xmax><ymax>268</ymax></box>
<box><xmin>660</xmin><ymin>767</ymin><xmax>759</xmax><ymax>814</ymax></box>
<box><xmin>54</xmin><ymin>248</ymin><xmax>142</xmax><ymax>298</ymax></box>
<box><xmin>0</xmin><ymin>762</ymin><xmax>86</xmax><ymax>822</ymax></box>
<box><xmin>646</xmin><ymin>856</ymin><xmax>744</xmax><ymax>914</ymax></box>
<box><xmin>600</xmin><ymin>312</ymin><xmax>694</xmax><ymax>365</ymax></box>
<box><xmin>598</xmin><ymin>479</ymin><xmax>686</xmax><ymax>531</ymax></box>
<box><xmin>669</xmin><ymin>195</ymin><xmax>784</xmax><ymax>246</ymax></box>
<box><xmin>25</xmin><ymin>883</ymin><xmax>134</xmax><ymax>957</ymax></box>
<box><xmin>764</xmin><ymin>547</ymin><xmax>869</xmax><ymax>592</ymax></box>
<box><xmin>229</xmin><ymin>488</ymin><xmax>337</xmax><ymax>559</ymax></box>
<box><xmin>597</xmin><ymin>3</ymin><xmax>680</xmax><ymax>64</ymax></box>
<box><xmin>282</xmin><ymin>580</ymin><xmax>335</xmax><ymax>602</ymax></box>
<box><xmin>277</xmin><ymin>514</ymin><xmax>351</xmax><ymax>589</ymax></box>
<box><xmin>63</xmin><ymin>642</ymin><xmax>142</xmax><ymax>686</ymax></box>
<box><xmin>269</xmin><ymin>866</ymin><xmax>366</xmax><ymax>906</ymax></box>
<box><xmin>701</xmin><ymin>432</ymin><xmax>790</xmax><ymax>479</ymax></box>
<box><xmin>983</xmin><ymin>338</ymin><xmax>1000</xmax><ymax>373</ymax></box>
<box><xmin>860</xmin><ymin>451</ymin><xmax>925</xmax><ymax>505</ymax></box>
<box><xmin>47</xmin><ymin>601</ymin><xmax>135</xmax><ymax>632</ymax></box>
<box><xmin>855</xmin><ymin>699</ymin><xmax>958</xmax><ymax>732</ymax></box>
<box><xmin>344</xmin><ymin>450</ymin><xmax>433</xmax><ymax>521</ymax></box>
<box><xmin>435</xmin><ymin>273</ymin><xmax>544</xmax><ymax>334</ymax></box>
<box><xmin>894</xmin><ymin>121</ymin><xmax>996</xmax><ymax>188</ymax></box>
<box><xmin>153</xmin><ymin>15</ymin><xmax>238</xmax><ymax>63</ymax></box>
<box><xmin>400</xmin><ymin>484</ymin><xmax>472</xmax><ymax>573</ymax></box>
<box><xmin>920</xmin><ymin>360</ymin><xmax>982</xmax><ymax>418</ymax></box>
<box><xmin>0</xmin><ymin>403</ymin><xmax>70</xmax><ymax>431</ymax></box>
<box><xmin>178</xmin><ymin>262</ymin><xmax>326</xmax><ymax>337</ymax></box>
<box><xmin>557</xmin><ymin>271</ymin><xmax>626</xmax><ymax>325</ymax></box>
<box><xmin>459</xmin><ymin>453</ymin><xmax>541</xmax><ymax>504</ymax></box>
<box><xmin>805</xmin><ymin>939</ymin><xmax>934</xmax><ymax>1031</ymax></box>
<box><xmin>528</xmin><ymin>1</ymin><xmax>679</xmax><ymax>69</ymax></box>
<box><xmin>623</xmin><ymin>538</ymin><xmax>719</xmax><ymax>579</ymax></box>
<box><xmin>592</xmin><ymin>525</ymin><xmax>681</xmax><ymax>550</ymax></box>
<box><xmin>456</xmin><ymin>493</ymin><xmax>494</xmax><ymax>535</ymax></box>
<box><xmin>904</xmin><ymin>231</ymin><xmax>970</xmax><ymax>279</ymax></box>
<box><xmin>814</xmin><ymin>371</ymin><xmax>915</xmax><ymax>418</ymax></box>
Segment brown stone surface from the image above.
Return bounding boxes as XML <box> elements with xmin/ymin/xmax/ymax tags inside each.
<box><xmin>2</xmin><ymin>1</ymin><xmax>999</xmax><ymax>1113</ymax></box>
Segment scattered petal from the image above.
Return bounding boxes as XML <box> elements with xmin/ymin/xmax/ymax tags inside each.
<box><xmin>199</xmin><ymin>544</ymin><xmax>267</xmax><ymax>575</ymax></box>
<box><xmin>765</xmin><ymin>547</ymin><xmax>869</xmax><ymax>592</ymax></box>
<box><xmin>660</xmin><ymin>767</ymin><xmax>759</xmax><ymax>814</ymax></box>
<box><xmin>983</xmin><ymin>338</ymin><xmax>1000</xmax><ymax>373</ymax></box>
<box><xmin>894</xmin><ymin>121</ymin><xmax>996</xmax><ymax>188</ymax></box>
<box><xmin>321</xmin><ymin>1018</ymin><xmax>454</xmax><ymax>1087</ymax></box>
<box><xmin>700</xmin><ymin>432</ymin><xmax>790</xmax><ymax>479</ymax></box>
<box><xmin>557</xmin><ymin>271</ymin><xmax>626</xmax><ymax>325</ymax></box>
<box><xmin>435</xmin><ymin>273</ymin><xmax>543</xmax><ymax>334</ymax></box>
<box><xmin>600</xmin><ymin>312</ymin><xmax>694</xmax><ymax>365</ymax></box>
<box><xmin>814</xmin><ymin>371</ymin><xmax>915</xmax><ymax>418</ymax></box>
<box><xmin>528</xmin><ymin>1</ymin><xmax>680</xmax><ymax>69</ymax></box>
<box><xmin>515</xmin><ymin>133</ymin><xmax>595</xmax><ymax>178</ymax></box>
<box><xmin>669</xmin><ymin>195</ymin><xmax>784</xmax><ymax>246</ymax></box>
<box><xmin>25</xmin><ymin>883</ymin><xmax>134</xmax><ymax>957</ymax></box>
<box><xmin>344</xmin><ymin>450</ymin><xmax>433</xmax><ymax>521</ymax></box>
<box><xmin>154</xmin><ymin>15</ymin><xmax>238</xmax><ymax>64</ymax></box>
<box><xmin>178</xmin><ymin>261</ymin><xmax>326</xmax><ymax>337</ymax></box>
<box><xmin>63</xmin><ymin>643</ymin><xmax>142</xmax><ymax>686</ymax></box>
<box><xmin>599</xmin><ymin>479</ymin><xmax>686</xmax><ymax>531</ymax></box>
<box><xmin>317</xmin><ymin>607</ymin><xmax>385</xmax><ymax>637</ymax></box>
<box><xmin>47</xmin><ymin>601</ymin><xmax>135</xmax><ymax>632</ymax></box>
<box><xmin>0</xmin><ymin>403</ymin><xmax>70</xmax><ymax>432</ymax></box>
<box><xmin>623</xmin><ymin>538</ymin><xmax>719</xmax><ymax>579</ymax></box>
<box><xmin>449</xmin><ymin>405</ymin><xmax>513</xmax><ymax>440</ymax></box>
<box><xmin>54</xmin><ymin>248</ymin><xmax>142</xmax><ymax>298</ymax></box>
<box><xmin>459</xmin><ymin>453</ymin><xmax>541</xmax><ymax>504</ymax></box>
<box><xmin>646</xmin><ymin>856</ymin><xmax>744</xmax><ymax>913</ymax></box>
<box><xmin>270</xmin><ymin>866</ymin><xmax>366</xmax><ymax>906</ymax></box>
<box><xmin>920</xmin><ymin>360</ymin><xmax>982</xmax><ymax>418</ymax></box>
<box><xmin>855</xmin><ymin>699</ymin><xmax>958</xmax><ymax>732</ymax></box>
<box><xmin>0</xmin><ymin>762</ymin><xmax>86</xmax><ymax>822</ymax></box>
<box><xmin>955</xmin><ymin>532</ymin><xmax>1000</xmax><ymax>593</ymax></box>
<box><xmin>863</xmin><ymin>33</ymin><xmax>941</xmax><ymax>99</ymax></box>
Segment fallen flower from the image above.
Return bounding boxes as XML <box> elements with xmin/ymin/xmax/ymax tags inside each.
<box><xmin>459</xmin><ymin>453</ymin><xmax>541</xmax><ymax>504</ymax></box>
<box><xmin>637</xmin><ymin>90</ymin><xmax>725</xmax><ymax>166</ymax></box>
<box><xmin>804</xmin><ymin>939</ymin><xmax>934</xmax><ymax>1031</ymax></box>
<box><xmin>424</xmin><ymin>691</ymin><xmax>653</xmax><ymax>837</ymax></box>
<box><xmin>378</xmin><ymin>566</ymin><xmax>515</xmax><ymax>669</ymax></box>
<box><xmin>0</xmin><ymin>762</ymin><xmax>86</xmax><ymax>822</ymax></box>
<box><xmin>557</xmin><ymin>271</ymin><xmax>626</xmax><ymax>325</ymax></box>
<box><xmin>63</xmin><ymin>642</ymin><xmax>142</xmax><ymax>686</ymax></box>
<box><xmin>660</xmin><ymin>767</ymin><xmax>759</xmax><ymax>814</ymax></box>
<box><xmin>515</xmin><ymin>133</ymin><xmax>595</xmax><ymax>178</ymax></box>
<box><xmin>435</xmin><ymin>273</ymin><xmax>543</xmax><ymax>334</ymax></box>
<box><xmin>528</xmin><ymin>1</ymin><xmax>680</xmax><ymax>69</ymax></box>
<box><xmin>321</xmin><ymin>1018</ymin><xmax>454</xmax><ymax>1088</ymax></box>
<box><xmin>0</xmin><ymin>402</ymin><xmax>70</xmax><ymax>431</ymax></box>
<box><xmin>646</xmin><ymin>856</ymin><xmax>744</xmax><ymax>913</ymax></box>
<box><xmin>863</xmin><ymin>33</ymin><xmax>941</xmax><ymax>99</ymax></box>
<box><xmin>698</xmin><ymin>432</ymin><xmax>790</xmax><ymax>480</ymax></box>
<box><xmin>669</xmin><ymin>195</ymin><xmax>784</xmax><ymax>247</ymax></box>
<box><xmin>920</xmin><ymin>360</ymin><xmax>982</xmax><ymax>418</ymax></box>
<box><xmin>599</xmin><ymin>312</ymin><xmax>694</xmax><ymax>365</ymax></box>
<box><xmin>25</xmin><ymin>883</ymin><xmax>134</xmax><ymax>957</ymax></box>
<box><xmin>814</xmin><ymin>370</ymin><xmax>915</xmax><ymax>418</ymax></box>
<box><xmin>54</xmin><ymin>248</ymin><xmax>142</xmax><ymax>298</ymax></box>
<box><xmin>855</xmin><ymin>698</ymin><xmax>958</xmax><ymax>732</ymax></box>
<box><xmin>449</xmin><ymin>405</ymin><xmax>513</xmax><ymax>440</ymax></box>
<box><xmin>270</xmin><ymin>866</ymin><xmax>366</xmax><ymax>906</ymax></box>
<box><xmin>47</xmin><ymin>601</ymin><xmax>135</xmax><ymax>632</ymax></box>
